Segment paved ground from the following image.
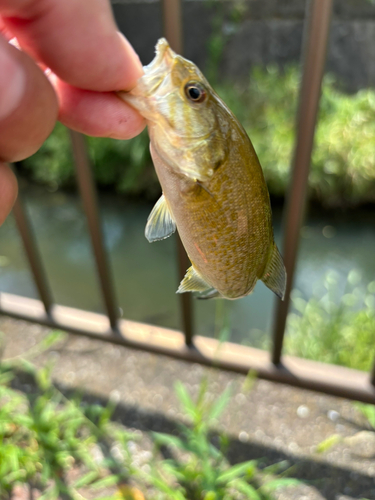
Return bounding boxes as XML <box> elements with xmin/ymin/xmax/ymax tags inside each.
<box><xmin>1</xmin><ymin>315</ymin><xmax>375</xmax><ymax>500</ymax></box>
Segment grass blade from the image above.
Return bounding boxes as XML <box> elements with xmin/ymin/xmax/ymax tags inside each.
<box><xmin>208</xmin><ymin>387</ymin><xmax>231</xmax><ymax>421</ymax></box>
<box><xmin>263</xmin><ymin>478</ymin><xmax>303</xmax><ymax>491</ymax></box>
<box><xmin>315</xmin><ymin>434</ymin><xmax>342</xmax><ymax>453</ymax></box>
<box><xmin>231</xmin><ymin>479</ymin><xmax>262</xmax><ymax>500</ymax></box>
<box><xmin>73</xmin><ymin>471</ymin><xmax>100</xmax><ymax>489</ymax></box>
<box><xmin>217</xmin><ymin>460</ymin><xmax>257</xmax><ymax>483</ymax></box>
<box><xmin>174</xmin><ymin>381</ymin><xmax>197</xmax><ymax>420</ymax></box>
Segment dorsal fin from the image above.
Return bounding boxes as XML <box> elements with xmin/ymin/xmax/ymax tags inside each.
<box><xmin>177</xmin><ymin>266</ymin><xmax>212</xmax><ymax>294</ymax></box>
<box><xmin>145</xmin><ymin>194</ymin><xmax>176</xmax><ymax>242</ymax></box>
<box><xmin>261</xmin><ymin>243</ymin><xmax>287</xmax><ymax>300</ymax></box>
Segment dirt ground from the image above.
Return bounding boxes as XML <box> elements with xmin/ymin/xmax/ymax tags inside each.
<box><xmin>1</xmin><ymin>315</ymin><xmax>375</xmax><ymax>500</ymax></box>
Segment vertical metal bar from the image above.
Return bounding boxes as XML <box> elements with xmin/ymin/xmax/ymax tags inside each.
<box><xmin>69</xmin><ymin>130</ymin><xmax>119</xmax><ymax>332</ymax></box>
<box><xmin>272</xmin><ymin>0</ymin><xmax>333</xmax><ymax>365</ymax></box>
<box><xmin>161</xmin><ymin>0</ymin><xmax>193</xmax><ymax>345</ymax></box>
<box><xmin>371</xmin><ymin>361</ymin><xmax>375</xmax><ymax>387</ymax></box>
<box><xmin>176</xmin><ymin>238</ymin><xmax>193</xmax><ymax>346</ymax></box>
<box><xmin>11</xmin><ymin>169</ymin><xmax>53</xmax><ymax>315</ymax></box>
<box><xmin>161</xmin><ymin>0</ymin><xmax>183</xmax><ymax>54</ymax></box>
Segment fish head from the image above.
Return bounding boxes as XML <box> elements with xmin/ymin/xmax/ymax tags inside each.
<box><xmin>119</xmin><ymin>39</ymin><xmax>230</xmax><ymax>181</ymax></box>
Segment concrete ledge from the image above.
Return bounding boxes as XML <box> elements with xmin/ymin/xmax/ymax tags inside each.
<box><xmin>1</xmin><ymin>292</ymin><xmax>374</xmax><ymax>404</ymax></box>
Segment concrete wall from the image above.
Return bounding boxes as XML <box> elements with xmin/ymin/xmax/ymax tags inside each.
<box><xmin>112</xmin><ymin>0</ymin><xmax>375</xmax><ymax>91</ymax></box>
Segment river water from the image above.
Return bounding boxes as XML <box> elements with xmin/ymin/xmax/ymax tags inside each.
<box><xmin>0</xmin><ymin>184</ymin><xmax>374</xmax><ymax>346</ymax></box>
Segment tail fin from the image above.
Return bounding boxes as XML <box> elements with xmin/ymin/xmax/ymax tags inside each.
<box><xmin>261</xmin><ymin>243</ymin><xmax>286</xmax><ymax>300</ymax></box>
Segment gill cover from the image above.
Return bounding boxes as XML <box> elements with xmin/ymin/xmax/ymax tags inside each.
<box><xmin>119</xmin><ymin>39</ymin><xmax>229</xmax><ymax>182</ymax></box>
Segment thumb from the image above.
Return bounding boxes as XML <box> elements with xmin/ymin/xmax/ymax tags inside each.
<box><xmin>0</xmin><ymin>35</ymin><xmax>58</xmax><ymax>162</ymax></box>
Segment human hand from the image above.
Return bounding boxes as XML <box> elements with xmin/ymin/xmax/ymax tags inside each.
<box><xmin>0</xmin><ymin>0</ymin><xmax>145</xmax><ymax>226</ymax></box>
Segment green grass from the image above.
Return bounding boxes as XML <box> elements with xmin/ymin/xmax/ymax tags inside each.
<box><xmin>137</xmin><ymin>379</ymin><xmax>301</xmax><ymax>500</ymax></box>
<box><xmin>20</xmin><ymin>66</ymin><xmax>375</xmax><ymax>207</ymax></box>
<box><xmin>284</xmin><ymin>270</ymin><xmax>375</xmax><ymax>371</ymax></box>
<box><xmin>0</xmin><ymin>333</ymin><xmax>301</xmax><ymax>500</ymax></box>
<box><xmin>0</xmin><ymin>332</ymin><xmax>137</xmax><ymax>499</ymax></box>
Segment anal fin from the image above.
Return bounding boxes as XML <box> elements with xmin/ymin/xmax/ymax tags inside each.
<box><xmin>261</xmin><ymin>243</ymin><xmax>287</xmax><ymax>300</ymax></box>
<box><xmin>145</xmin><ymin>194</ymin><xmax>176</xmax><ymax>242</ymax></box>
<box><xmin>197</xmin><ymin>289</ymin><xmax>221</xmax><ymax>300</ymax></box>
<box><xmin>177</xmin><ymin>266</ymin><xmax>212</xmax><ymax>294</ymax></box>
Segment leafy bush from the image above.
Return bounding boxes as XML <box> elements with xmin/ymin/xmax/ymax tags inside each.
<box><xmin>21</xmin><ymin>125</ymin><xmax>158</xmax><ymax>199</ymax></box>
<box><xmin>21</xmin><ymin>67</ymin><xmax>375</xmax><ymax>206</ymax></box>
<box><xmin>216</xmin><ymin>67</ymin><xmax>298</xmax><ymax>199</ymax></box>
<box><xmin>218</xmin><ymin>67</ymin><xmax>375</xmax><ymax>206</ymax></box>
<box><xmin>284</xmin><ymin>270</ymin><xmax>375</xmax><ymax>371</ymax></box>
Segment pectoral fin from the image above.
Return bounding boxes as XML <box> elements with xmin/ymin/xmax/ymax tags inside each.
<box><xmin>261</xmin><ymin>243</ymin><xmax>287</xmax><ymax>300</ymax></box>
<box><xmin>177</xmin><ymin>266</ymin><xmax>212</xmax><ymax>293</ymax></box>
<box><xmin>145</xmin><ymin>194</ymin><xmax>176</xmax><ymax>242</ymax></box>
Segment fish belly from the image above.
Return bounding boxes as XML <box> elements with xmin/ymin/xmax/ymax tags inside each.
<box><xmin>150</xmin><ymin>142</ymin><xmax>274</xmax><ymax>299</ymax></box>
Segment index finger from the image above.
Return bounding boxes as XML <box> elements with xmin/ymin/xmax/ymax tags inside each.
<box><xmin>0</xmin><ymin>0</ymin><xmax>143</xmax><ymax>92</ymax></box>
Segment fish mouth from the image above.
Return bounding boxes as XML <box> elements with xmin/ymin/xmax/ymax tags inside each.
<box><xmin>139</xmin><ymin>38</ymin><xmax>177</xmax><ymax>96</ymax></box>
<box><xmin>123</xmin><ymin>39</ymin><xmax>176</xmax><ymax>97</ymax></box>
<box><xmin>118</xmin><ymin>38</ymin><xmax>176</xmax><ymax>115</ymax></box>
<box><xmin>144</xmin><ymin>38</ymin><xmax>175</xmax><ymax>80</ymax></box>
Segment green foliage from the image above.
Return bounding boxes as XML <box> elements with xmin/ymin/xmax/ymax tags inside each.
<box><xmin>0</xmin><ymin>332</ymin><xmax>137</xmax><ymax>499</ymax></box>
<box><xmin>20</xmin><ymin>124</ymin><xmax>75</xmax><ymax>188</ymax></box>
<box><xmin>20</xmin><ymin>67</ymin><xmax>375</xmax><ymax>206</ymax></box>
<box><xmin>315</xmin><ymin>434</ymin><xmax>343</xmax><ymax>454</ymax></box>
<box><xmin>21</xmin><ymin>124</ymin><xmax>157</xmax><ymax>199</ymax></box>
<box><xmin>144</xmin><ymin>380</ymin><xmax>301</xmax><ymax>500</ymax></box>
<box><xmin>0</xmin><ymin>335</ymin><xmax>301</xmax><ymax>500</ymax></box>
<box><xmin>205</xmin><ymin>5</ymin><xmax>226</xmax><ymax>83</ymax></box>
<box><xmin>354</xmin><ymin>403</ymin><xmax>375</xmax><ymax>430</ymax></box>
<box><xmin>87</xmin><ymin>131</ymin><xmax>157</xmax><ymax>198</ymax></box>
<box><xmin>216</xmin><ymin>67</ymin><xmax>375</xmax><ymax>206</ymax></box>
<box><xmin>284</xmin><ymin>270</ymin><xmax>375</xmax><ymax>371</ymax></box>
<box><xmin>205</xmin><ymin>0</ymin><xmax>247</xmax><ymax>83</ymax></box>
<box><xmin>312</xmin><ymin>81</ymin><xmax>375</xmax><ymax>205</ymax></box>
<box><xmin>215</xmin><ymin>67</ymin><xmax>298</xmax><ymax>199</ymax></box>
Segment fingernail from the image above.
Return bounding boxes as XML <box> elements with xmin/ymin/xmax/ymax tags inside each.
<box><xmin>0</xmin><ymin>42</ymin><xmax>25</xmax><ymax>121</ymax></box>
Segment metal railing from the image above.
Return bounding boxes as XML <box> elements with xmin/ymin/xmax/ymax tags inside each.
<box><xmin>1</xmin><ymin>0</ymin><xmax>375</xmax><ymax>404</ymax></box>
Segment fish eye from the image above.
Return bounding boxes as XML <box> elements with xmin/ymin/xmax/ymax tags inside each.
<box><xmin>184</xmin><ymin>82</ymin><xmax>206</xmax><ymax>103</ymax></box>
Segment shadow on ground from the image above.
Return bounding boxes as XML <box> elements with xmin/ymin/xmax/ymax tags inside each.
<box><xmin>11</xmin><ymin>370</ymin><xmax>375</xmax><ymax>500</ymax></box>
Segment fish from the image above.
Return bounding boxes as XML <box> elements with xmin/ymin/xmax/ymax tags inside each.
<box><xmin>119</xmin><ymin>38</ymin><xmax>286</xmax><ymax>300</ymax></box>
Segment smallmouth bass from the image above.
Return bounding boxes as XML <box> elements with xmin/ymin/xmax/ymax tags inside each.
<box><xmin>119</xmin><ymin>39</ymin><xmax>286</xmax><ymax>300</ymax></box>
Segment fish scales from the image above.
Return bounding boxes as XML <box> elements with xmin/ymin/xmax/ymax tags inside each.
<box><xmin>150</xmin><ymin>126</ymin><xmax>272</xmax><ymax>299</ymax></box>
<box><xmin>119</xmin><ymin>38</ymin><xmax>286</xmax><ymax>301</ymax></box>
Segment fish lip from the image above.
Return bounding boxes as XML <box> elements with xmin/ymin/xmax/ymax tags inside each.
<box><xmin>119</xmin><ymin>38</ymin><xmax>176</xmax><ymax>106</ymax></box>
<box><xmin>139</xmin><ymin>38</ymin><xmax>176</xmax><ymax>96</ymax></box>
<box><xmin>143</xmin><ymin>38</ymin><xmax>175</xmax><ymax>76</ymax></box>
